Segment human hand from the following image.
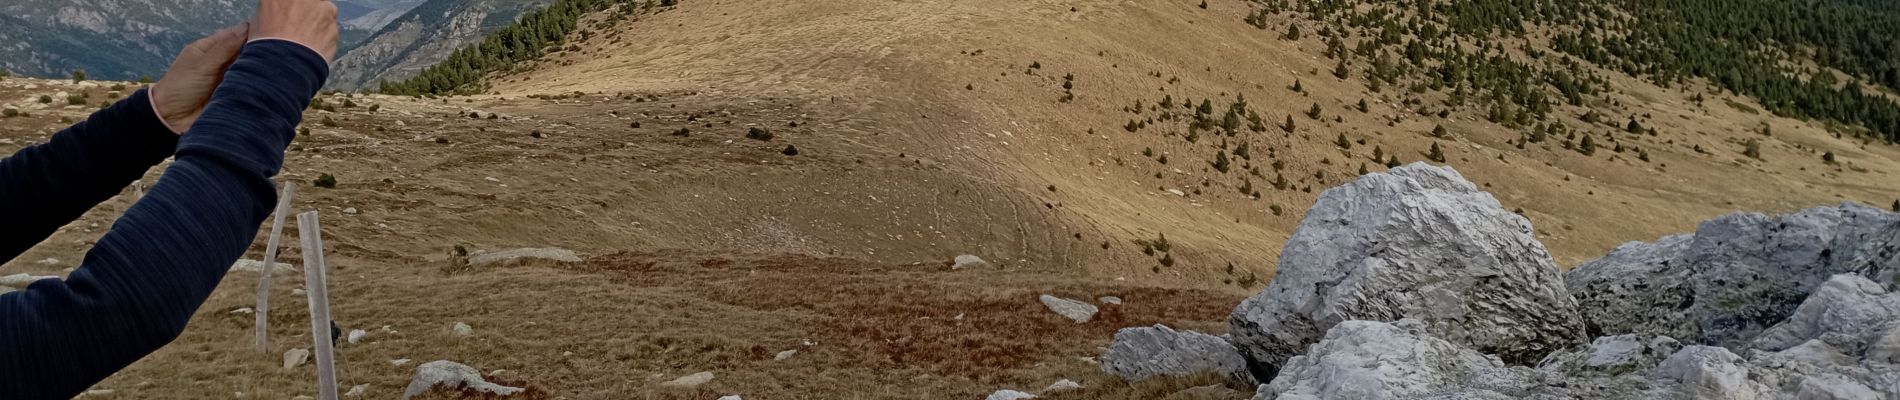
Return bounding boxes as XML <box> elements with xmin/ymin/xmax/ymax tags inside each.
<box><xmin>251</xmin><ymin>0</ymin><xmax>340</xmax><ymax>62</ymax></box>
<box><xmin>152</xmin><ymin>24</ymin><xmax>250</xmax><ymax>134</ymax></box>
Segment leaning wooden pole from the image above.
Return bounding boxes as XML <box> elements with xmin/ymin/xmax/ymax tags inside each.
<box><xmin>255</xmin><ymin>183</ymin><xmax>296</xmax><ymax>353</ymax></box>
<box><xmin>298</xmin><ymin>211</ymin><xmax>339</xmax><ymax>400</ymax></box>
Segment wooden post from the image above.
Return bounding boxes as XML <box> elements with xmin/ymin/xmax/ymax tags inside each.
<box><xmin>255</xmin><ymin>183</ymin><xmax>295</xmax><ymax>353</ymax></box>
<box><xmin>298</xmin><ymin>211</ymin><xmax>339</xmax><ymax>400</ymax></box>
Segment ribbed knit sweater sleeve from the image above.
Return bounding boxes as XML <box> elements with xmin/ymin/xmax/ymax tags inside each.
<box><xmin>0</xmin><ymin>40</ymin><xmax>327</xmax><ymax>399</ymax></box>
<box><xmin>0</xmin><ymin>88</ymin><xmax>178</xmax><ymax>263</ymax></box>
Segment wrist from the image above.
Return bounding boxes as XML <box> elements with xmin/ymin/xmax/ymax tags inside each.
<box><xmin>148</xmin><ymin>84</ymin><xmax>188</xmax><ymax>135</ymax></box>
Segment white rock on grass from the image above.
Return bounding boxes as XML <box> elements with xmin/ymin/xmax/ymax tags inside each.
<box><xmin>1229</xmin><ymin>163</ymin><xmax>1585</xmax><ymax>380</ymax></box>
<box><xmin>1039</xmin><ymin>295</ymin><xmax>1098</xmax><ymax>323</ymax></box>
<box><xmin>1258</xmin><ymin>319</ymin><xmax>1540</xmax><ymax>400</ymax></box>
<box><xmin>952</xmin><ymin>254</ymin><xmax>992</xmax><ymax>269</ymax></box>
<box><xmin>467</xmin><ymin>248</ymin><xmax>581</xmax><ymax>267</ymax></box>
<box><xmin>1101</xmin><ymin>324</ymin><xmax>1250</xmax><ymax>383</ymax></box>
<box><xmin>985</xmin><ymin>389</ymin><xmax>1036</xmax><ymax>400</ymax></box>
<box><xmin>1098</xmin><ymin>296</ymin><xmax>1123</xmax><ymax>305</ymax></box>
<box><xmin>402</xmin><ymin>360</ymin><xmax>524</xmax><ymax>399</ymax></box>
<box><xmin>659</xmin><ymin>371</ymin><xmax>714</xmax><ymax>388</ymax></box>
<box><xmin>230</xmin><ymin>259</ymin><xmax>297</xmax><ymax>273</ymax></box>
<box><xmin>0</xmin><ymin>273</ymin><xmax>57</xmax><ymax>288</ymax></box>
<box><xmin>1042</xmin><ymin>379</ymin><xmax>1082</xmax><ymax>392</ymax></box>
<box><xmin>1566</xmin><ymin>203</ymin><xmax>1900</xmax><ymax>347</ymax></box>
<box><xmin>452</xmin><ymin>322</ymin><xmax>474</xmax><ymax>337</ymax></box>
<box><xmin>391</xmin><ymin>359</ymin><xmax>412</xmax><ymax>366</ymax></box>
<box><xmin>774</xmin><ymin>349</ymin><xmax>798</xmax><ymax>361</ymax></box>
<box><xmin>345</xmin><ymin>384</ymin><xmax>367</xmax><ymax>397</ymax></box>
<box><xmin>283</xmin><ymin>348</ymin><xmax>310</xmax><ymax>369</ymax></box>
<box><xmin>347</xmin><ymin>329</ymin><xmax>368</xmax><ymax>344</ymax></box>
<box><xmin>717</xmin><ymin>396</ymin><xmax>742</xmax><ymax>400</ymax></box>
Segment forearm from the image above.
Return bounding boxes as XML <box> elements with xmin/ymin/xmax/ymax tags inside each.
<box><xmin>0</xmin><ymin>90</ymin><xmax>178</xmax><ymax>262</ymax></box>
<box><xmin>0</xmin><ymin>40</ymin><xmax>327</xmax><ymax>399</ymax></box>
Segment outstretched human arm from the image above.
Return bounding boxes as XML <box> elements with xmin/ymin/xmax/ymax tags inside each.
<box><xmin>0</xmin><ymin>24</ymin><xmax>249</xmax><ymax>263</ymax></box>
<box><xmin>0</xmin><ymin>91</ymin><xmax>179</xmax><ymax>263</ymax></box>
<box><xmin>0</xmin><ymin>40</ymin><xmax>328</xmax><ymax>399</ymax></box>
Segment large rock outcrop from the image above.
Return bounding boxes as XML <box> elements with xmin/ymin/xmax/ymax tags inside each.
<box><xmin>1566</xmin><ymin>203</ymin><xmax>1900</xmax><ymax>347</ymax></box>
<box><xmin>1228</xmin><ymin>163</ymin><xmax>1584</xmax><ymax>380</ymax></box>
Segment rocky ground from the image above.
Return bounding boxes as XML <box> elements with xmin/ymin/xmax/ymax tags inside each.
<box><xmin>1090</xmin><ymin>163</ymin><xmax>1900</xmax><ymax>399</ymax></box>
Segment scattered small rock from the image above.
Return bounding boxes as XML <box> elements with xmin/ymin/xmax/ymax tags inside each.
<box><xmin>774</xmin><ymin>349</ymin><xmax>798</xmax><ymax>361</ymax></box>
<box><xmin>229</xmin><ymin>259</ymin><xmax>296</xmax><ymax>273</ymax></box>
<box><xmin>1042</xmin><ymin>379</ymin><xmax>1082</xmax><ymax>392</ymax></box>
<box><xmin>0</xmin><ymin>273</ymin><xmax>57</xmax><ymax>288</ymax></box>
<box><xmin>1039</xmin><ymin>295</ymin><xmax>1098</xmax><ymax>323</ymax></box>
<box><xmin>283</xmin><ymin>348</ymin><xmax>310</xmax><ymax>369</ymax></box>
<box><xmin>951</xmin><ymin>255</ymin><xmax>992</xmax><ymax>269</ymax></box>
<box><xmin>452</xmin><ymin>322</ymin><xmax>474</xmax><ymax>337</ymax></box>
<box><xmin>717</xmin><ymin>396</ymin><xmax>742</xmax><ymax>400</ymax></box>
<box><xmin>659</xmin><ymin>371</ymin><xmax>715</xmax><ymax>388</ymax></box>
<box><xmin>985</xmin><ymin>389</ymin><xmax>1036</xmax><ymax>400</ymax></box>
<box><xmin>347</xmin><ymin>329</ymin><xmax>368</xmax><ymax>344</ymax></box>
<box><xmin>1098</xmin><ymin>296</ymin><xmax>1123</xmax><ymax>305</ymax></box>
<box><xmin>391</xmin><ymin>359</ymin><xmax>412</xmax><ymax>366</ymax></box>
<box><xmin>345</xmin><ymin>384</ymin><xmax>367</xmax><ymax>397</ymax></box>
<box><xmin>467</xmin><ymin>248</ymin><xmax>582</xmax><ymax>267</ymax></box>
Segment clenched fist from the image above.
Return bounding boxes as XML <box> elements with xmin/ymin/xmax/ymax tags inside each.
<box><xmin>251</xmin><ymin>0</ymin><xmax>340</xmax><ymax>61</ymax></box>
<box><xmin>153</xmin><ymin>24</ymin><xmax>249</xmax><ymax>133</ymax></box>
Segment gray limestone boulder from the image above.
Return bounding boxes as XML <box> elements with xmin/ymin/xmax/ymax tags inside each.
<box><xmin>467</xmin><ymin>248</ymin><xmax>581</xmax><ymax>267</ymax></box>
<box><xmin>1101</xmin><ymin>324</ymin><xmax>1250</xmax><ymax>383</ymax></box>
<box><xmin>1566</xmin><ymin>204</ymin><xmax>1900</xmax><ymax>347</ymax></box>
<box><xmin>1228</xmin><ymin>163</ymin><xmax>1584</xmax><ymax>380</ymax></box>
<box><xmin>402</xmin><ymin>360</ymin><xmax>524</xmax><ymax>399</ymax></box>
<box><xmin>1039</xmin><ymin>295</ymin><xmax>1099</xmax><ymax>323</ymax></box>
<box><xmin>1256</xmin><ymin>319</ymin><xmax>1542</xmax><ymax>400</ymax></box>
<box><xmin>1752</xmin><ymin>274</ymin><xmax>1900</xmax><ymax>355</ymax></box>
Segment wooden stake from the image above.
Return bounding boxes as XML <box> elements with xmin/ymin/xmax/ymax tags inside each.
<box><xmin>255</xmin><ymin>183</ymin><xmax>295</xmax><ymax>353</ymax></box>
<box><xmin>298</xmin><ymin>211</ymin><xmax>339</xmax><ymax>400</ymax></box>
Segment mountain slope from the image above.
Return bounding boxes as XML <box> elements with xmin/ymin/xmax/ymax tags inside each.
<box><xmin>326</xmin><ymin>0</ymin><xmax>554</xmax><ymax>90</ymax></box>
<box><xmin>476</xmin><ymin>0</ymin><xmax>1900</xmax><ymax>272</ymax></box>
<box><xmin>0</xmin><ymin>0</ymin><xmax>249</xmax><ymax>79</ymax></box>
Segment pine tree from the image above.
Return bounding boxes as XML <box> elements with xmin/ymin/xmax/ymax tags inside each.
<box><xmin>1432</xmin><ymin>124</ymin><xmax>1448</xmax><ymax>138</ymax></box>
<box><xmin>1291</xmin><ymin>79</ymin><xmax>1304</xmax><ymax>93</ymax></box>
<box><xmin>1356</xmin><ymin>98</ymin><xmax>1369</xmax><ymax>112</ymax></box>
<box><xmin>1427</xmin><ymin>142</ymin><xmax>1446</xmax><ymax>162</ymax></box>
<box><xmin>1212</xmin><ymin>150</ymin><xmax>1232</xmax><ymax>173</ymax></box>
<box><xmin>1282</xmin><ymin>115</ymin><xmax>1297</xmax><ymax>133</ymax></box>
<box><xmin>1743</xmin><ymin>139</ymin><xmax>1762</xmax><ymax>159</ymax></box>
<box><xmin>1333</xmin><ymin>60</ymin><xmax>1350</xmax><ymax>79</ymax></box>
<box><xmin>1625</xmin><ymin>118</ymin><xmax>1643</xmax><ymax>133</ymax></box>
<box><xmin>1335</xmin><ymin>133</ymin><xmax>1352</xmax><ymax>149</ymax></box>
<box><xmin>70</xmin><ymin>69</ymin><xmax>86</xmax><ymax>83</ymax></box>
<box><xmin>1385</xmin><ymin>155</ymin><xmax>1401</xmax><ymax>167</ymax></box>
<box><xmin>1823</xmin><ymin>151</ymin><xmax>1837</xmax><ymax>164</ymax></box>
<box><xmin>1578</xmin><ymin>135</ymin><xmax>1597</xmax><ymax>156</ymax></box>
<box><xmin>1307</xmin><ymin>103</ymin><xmax>1323</xmax><ymax>120</ymax></box>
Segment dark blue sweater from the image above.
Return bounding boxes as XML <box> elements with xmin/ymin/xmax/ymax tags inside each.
<box><xmin>0</xmin><ymin>40</ymin><xmax>328</xmax><ymax>399</ymax></box>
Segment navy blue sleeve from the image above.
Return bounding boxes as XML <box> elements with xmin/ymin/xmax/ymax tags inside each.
<box><xmin>0</xmin><ymin>89</ymin><xmax>179</xmax><ymax>263</ymax></box>
<box><xmin>0</xmin><ymin>40</ymin><xmax>328</xmax><ymax>399</ymax></box>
